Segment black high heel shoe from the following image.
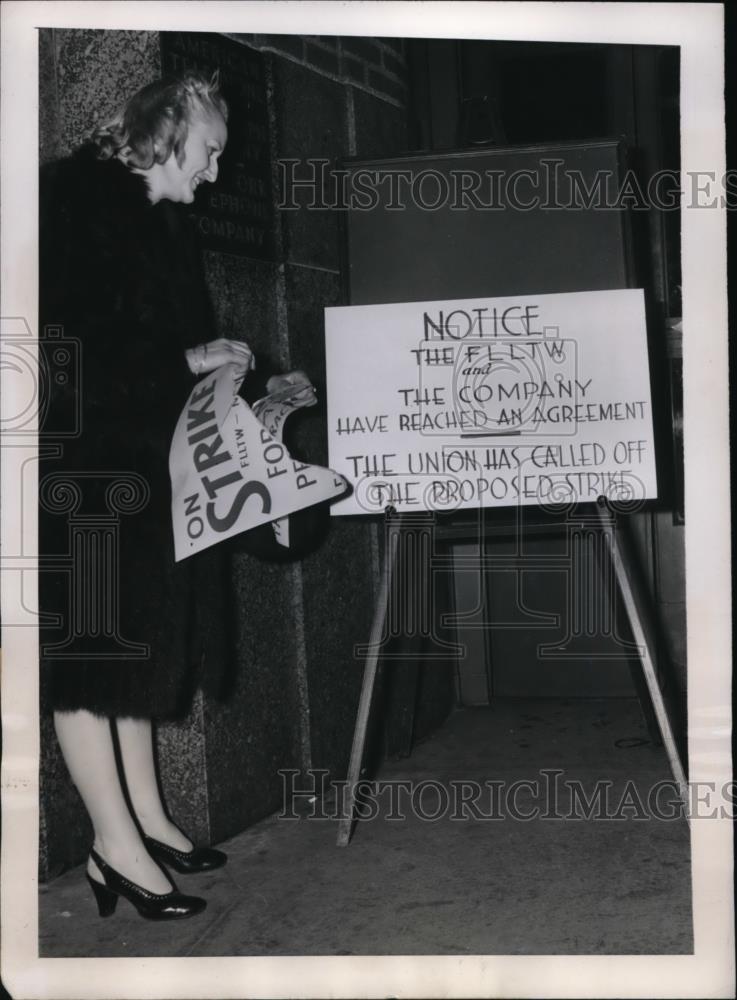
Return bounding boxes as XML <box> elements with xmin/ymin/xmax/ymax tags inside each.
<box><xmin>144</xmin><ymin>835</ymin><xmax>227</xmax><ymax>874</ymax></box>
<box><xmin>86</xmin><ymin>847</ymin><xmax>207</xmax><ymax>920</ymax></box>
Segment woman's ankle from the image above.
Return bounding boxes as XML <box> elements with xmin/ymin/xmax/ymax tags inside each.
<box><xmin>86</xmin><ymin>852</ymin><xmax>104</xmax><ymax>883</ymax></box>
<box><xmin>138</xmin><ymin>816</ymin><xmax>193</xmax><ymax>852</ymax></box>
<box><xmin>88</xmin><ymin>834</ymin><xmax>173</xmax><ymax>893</ymax></box>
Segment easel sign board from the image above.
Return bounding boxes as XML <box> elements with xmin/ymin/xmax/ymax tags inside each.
<box><xmin>326</xmin><ymin>288</ymin><xmax>657</xmax><ymax>516</ymax></box>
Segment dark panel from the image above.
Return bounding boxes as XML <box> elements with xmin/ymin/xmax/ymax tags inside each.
<box><xmin>345</xmin><ymin>142</ymin><xmax>630</xmax><ymax>305</ymax></box>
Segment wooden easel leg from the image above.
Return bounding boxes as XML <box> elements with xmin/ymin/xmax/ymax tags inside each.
<box><xmin>596</xmin><ymin>501</ymin><xmax>689</xmax><ymax>808</ymax></box>
<box><xmin>626</xmin><ymin>659</ymin><xmax>664</xmax><ymax>746</ymax></box>
<box><xmin>336</xmin><ymin>513</ymin><xmax>400</xmax><ymax>847</ymax></box>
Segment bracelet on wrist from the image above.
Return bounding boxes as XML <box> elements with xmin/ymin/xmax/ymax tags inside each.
<box><xmin>188</xmin><ymin>344</ymin><xmax>207</xmax><ymax>375</ymax></box>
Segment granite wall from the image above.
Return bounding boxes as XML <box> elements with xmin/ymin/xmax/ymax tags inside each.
<box><xmin>38</xmin><ymin>28</ymin><xmax>452</xmax><ymax>881</ymax></box>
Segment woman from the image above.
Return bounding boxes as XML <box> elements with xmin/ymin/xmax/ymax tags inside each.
<box><xmin>40</xmin><ymin>73</ymin><xmax>251</xmax><ymax>920</ymax></box>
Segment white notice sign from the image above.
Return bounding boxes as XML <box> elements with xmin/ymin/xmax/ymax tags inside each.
<box><xmin>325</xmin><ymin>289</ymin><xmax>657</xmax><ymax>516</ymax></box>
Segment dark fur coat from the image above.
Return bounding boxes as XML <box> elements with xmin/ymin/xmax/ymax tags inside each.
<box><xmin>39</xmin><ymin>146</ymin><xmax>235</xmax><ymax>719</ymax></box>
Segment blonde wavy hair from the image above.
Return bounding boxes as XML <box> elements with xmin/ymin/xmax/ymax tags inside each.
<box><xmin>92</xmin><ymin>72</ymin><xmax>228</xmax><ymax>169</ymax></box>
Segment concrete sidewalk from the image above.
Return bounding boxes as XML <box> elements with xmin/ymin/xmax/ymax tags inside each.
<box><xmin>39</xmin><ymin>699</ymin><xmax>692</xmax><ymax>956</ymax></box>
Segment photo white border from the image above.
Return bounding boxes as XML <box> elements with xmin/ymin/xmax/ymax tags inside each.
<box><xmin>1</xmin><ymin>2</ymin><xmax>732</xmax><ymax>997</ymax></box>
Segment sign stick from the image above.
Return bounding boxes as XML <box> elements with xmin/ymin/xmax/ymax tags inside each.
<box><xmin>337</xmin><ymin>507</ymin><xmax>400</xmax><ymax>847</ymax></box>
<box><xmin>596</xmin><ymin>497</ymin><xmax>690</xmax><ymax>809</ymax></box>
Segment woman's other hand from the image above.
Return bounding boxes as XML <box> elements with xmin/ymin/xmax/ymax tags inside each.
<box><xmin>186</xmin><ymin>338</ymin><xmax>254</xmax><ymax>376</ymax></box>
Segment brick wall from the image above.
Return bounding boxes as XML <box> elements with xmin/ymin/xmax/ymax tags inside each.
<box><xmin>228</xmin><ymin>34</ymin><xmax>408</xmax><ymax>107</ymax></box>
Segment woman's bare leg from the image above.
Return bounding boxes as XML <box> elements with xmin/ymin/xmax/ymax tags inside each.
<box><xmin>53</xmin><ymin>709</ymin><xmax>172</xmax><ymax>893</ymax></box>
<box><xmin>115</xmin><ymin>717</ymin><xmax>192</xmax><ymax>851</ymax></box>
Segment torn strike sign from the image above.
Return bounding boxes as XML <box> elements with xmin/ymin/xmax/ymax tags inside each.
<box><xmin>169</xmin><ymin>363</ymin><xmax>348</xmax><ymax>561</ymax></box>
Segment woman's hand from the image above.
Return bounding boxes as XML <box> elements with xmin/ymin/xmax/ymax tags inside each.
<box><xmin>186</xmin><ymin>338</ymin><xmax>254</xmax><ymax>376</ymax></box>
